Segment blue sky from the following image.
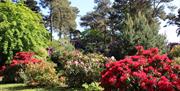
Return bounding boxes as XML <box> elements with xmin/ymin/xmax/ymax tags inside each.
<box><xmin>69</xmin><ymin>0</ymin><xmax>180</xmax><ymax>43</ymax></box>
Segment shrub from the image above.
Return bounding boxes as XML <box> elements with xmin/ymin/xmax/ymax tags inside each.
<box><xmin>1</xmin><ymin>52</ymin><xmax>41</xmax><ymax>83</ymax></box>
<box><xmin>173</xmin><ymin>57</ymin><xmax>180</xmax><ymax>65</ymax></box>
<box><xmin>50</xmin><ymin>39</ymin><xmax>75</xmax><ymax>69</ymax></box>
<box><xmin>33</xmin><ymin>47</ymin><xmax>48</xmax><ymax>61</ymax></box>
<box><xmin>82</xmin><ymin>82</ymin><xmax>104</xmax><ymax>91</ymax></box>
<box><xmin>22</xmin><ymin>61</ymin><xmax>61</xmax><ymax>87</ymax></box>
<box><xmin>101</xmin><ymin>46</ymin><xmax>180</xmax><ymax>91</ymax></box>
<box><xmin>168</xmin><ymin>45</ymin><xmax>180</xmax><ymax>59</ymax></box>
<box><xmin>63</xmin><ymin>51</ymin><xmax>110</xmax><ymax>87</ymax></box>
<box><xmin>1</xmin><ymin>64</ymin><xmax>24</xmax><ymax>83</ymax></box>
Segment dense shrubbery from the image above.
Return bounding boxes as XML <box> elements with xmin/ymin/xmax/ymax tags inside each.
<box><xmin>101</xmin><ymin>46</ymin><xmax>180</xmax><ymax>91</ymax></box>
<box><xmin>0</xmin><ymin>52</ymin><xmax>41</xmax><ymax>83</ymax></box>
<box><xmin>22</xmin><ymin>61</ymin><xmax>61</xmax><ymax>87</ymax></box>
<box><xmin>61</xmin><ymin>50</ymin><xmax>111</xmax><ymax>87</ymax></box>
<box><xmin>50</xmin><ymin>39</ymin><xmax>75</xmax><ymax>69</ymax></box>
<box><xmin>0</xmin><ymin>51</ymin><xmax>62</xmax><ymax>87</ymax></box>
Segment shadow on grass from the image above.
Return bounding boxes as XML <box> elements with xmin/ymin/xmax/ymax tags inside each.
<box><xmin>2</xmin><ymin>85</ymin><xmax>41</xmax><ymax>91</ymax></box>
<box><xmin>2</xmin><ymin>84</ymin><xmax>83</xmax><ymax>91</ymax></box>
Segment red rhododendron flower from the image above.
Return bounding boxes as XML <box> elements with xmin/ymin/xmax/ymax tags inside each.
<box><xmin>158</xmin><ymin>77</ymin><xmax>173</xmax><ymax>91</ymax></box>
<box><xmin>0</xmin><ymin>66</ymin><xmax>6</xmax><ymax>71</ymax></box>
<box><xmin>149</xmin><ymin>48</ymin><xmax>158</xmax><ymax>55</ymax></box>
<box><xmin>0</xmin><ymin>52</ymin><xmax>42</xmax><ymax>76</ymax></box>
<box><xmin>101</xmin><ymin>46</ymin><xmax>179</xmax><ymax>91</ymax></box>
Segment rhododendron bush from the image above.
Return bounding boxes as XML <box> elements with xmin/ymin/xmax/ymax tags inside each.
<box><xmin>101</xmin><ymin>46</ymin><xmax>180</xmax><ymax>91</ymax></box>
<box><xmin>0</xmin><ymin>52</ymin><xmax>41</xmax><ymax>83</ymax></box>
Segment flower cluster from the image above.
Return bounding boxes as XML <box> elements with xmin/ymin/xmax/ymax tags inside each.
<box><xmin>0</xmin><ymin>52</ymin><xmax>41</xmax><ymax>75</ymax></box>
<box><xmin>101</xmin><ymin>46</ymin><xmax>180</xmax><ymax>91</ymax></box>
<box><xmin>10</xmin><ymin>52</ymin><xmax>41</xmax><ymax>66</ymax></box>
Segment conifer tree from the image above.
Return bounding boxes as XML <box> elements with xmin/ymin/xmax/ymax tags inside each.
<box><xmin>109</xmin><ymin>13</ymin><xmax>167</xmax><ymax>59</ymax></box>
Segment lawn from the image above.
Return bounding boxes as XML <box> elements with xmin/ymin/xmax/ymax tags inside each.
<box><xmin>0</xmin><ymin>84</ymin><xmax>83</xmax><ymax>91</ymax></box>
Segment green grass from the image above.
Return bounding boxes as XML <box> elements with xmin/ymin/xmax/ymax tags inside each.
<box><xmin>0</xmin><ymin>83</ymin><xmax>83</xmax><ymax>91</ymax></box>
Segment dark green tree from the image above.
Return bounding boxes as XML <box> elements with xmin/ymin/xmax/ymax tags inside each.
<box><xmin>24</xmin><ymin>0</ymin><xmax>40</xmax><ymax>12</ymax></box>
<box><xmin>0</xmin><ymin>0</ymin><xmax>40</xmax><ymax>12</ymax></box>
<box><xmin>169</xmin><ymin>9</ymin><xmax>180</xmax><ymax>36</ymax></box>
<box><xmin>0</xmin><ymin>1</ymin><xmax>49</xmax><ymax>64</ymax></box>
<box><xmin>80</xmin><ymin>29</ymin><xmax>110</xmax><ymax>54</ymax></box>
<box><xmin>109</xmin><ymin>13</ymin><xmax>167</xmax><ymax>59</ymax></box>
<box><xmin>175</xmin><ymin>9</ymin><xmax>180</xmax><ymax>36</ymax></box>
<box><xmin>111</xmin><ymin>0</ymin><xmax>174</xmax><ymax>31</ymax></box>
<box><xmin>80</xmin><ymin>0</ymin><xmax>112</xmax><ymax>54</ymax></box>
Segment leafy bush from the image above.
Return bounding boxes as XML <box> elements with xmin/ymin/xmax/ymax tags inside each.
<box><xmin>33</xmin><ymin>47</ymin><xmax>48</xmax><ymax>61</ymax></box>
<box><xmin>63</xmin><ymin>51</ymin><xmax>110</xmax><ymax>87</ymax></box>
<box><xmin>0</xmin><ymin>1</ymin><xmax>49</xmax><ymax>64</ymax></box>
<box><xmin>82</xmin><ymin>82</ymin><xmax>104</xmax><ymax>91</ymax></box>
<box><xmin>50</xmin><ymin>39</ymin><xmax>75</xmax><ymax>69</ymax></box>
<box><xmin>22</xmin><ymin>61</ymin><xmax>61</xmax><ymax>87</ymax></box>
<box><xmin>101</xmin><ymin>46</ymin><xmax>180</xmax><ymax>91</ymax></box>
<box><xmin>173</xmin><ymin>57</ymin><xmax>180</xmax><ymax>65</ymax></box>
<box><xmin>169</xmin><ymin>45</ymin><xmax>180</xmax><ymax>58</ymax></box>
<box><xmin>1</xmin><ymin>52</ymin><xmax>41</xmax><ymax>83</ymax></box>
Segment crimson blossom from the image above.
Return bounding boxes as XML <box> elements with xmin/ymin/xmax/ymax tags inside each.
<box><xmin>101</xmin><ymin>46</ymin><xmax>180</xmax><ymax>91</ymax></box>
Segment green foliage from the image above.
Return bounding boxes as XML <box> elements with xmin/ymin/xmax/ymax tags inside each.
<box><xmin>80</xmin><ymin>0</ymin><xmax>111</xmax><ymax>30</ymax></box>
<box><xmin>50</xmin><ymin>38</ymin><xmax>75</xmax><ymax>53</ymax></box>
<box><xmin>169</xmin><ymin>45</ymin><xmax>180</xmax><ymax>58</ymax></box>
<box><xmin>50</xmin><ymin>38</ymin><xmax>75</xmax><ymax>69</ymax></box>
<box><xmin>41</xmin><ymin>0</ymin><xmax>78</xmax><ymax>38</ymax></box>
<box><xmin>173</xmin><ymin>57</ymin><xmax>180</xmax><ymax>65</ymax></box>
<box><xmin>62</xmin><ymin>51</ymin><xmax>108</xmax><ymax>87</ymax></box>
<box><xmin>22</xmin><ymin>61</ymin><xmax>61</xmax><ymax>87</ymax></box>
<box><xmin>168</xmin><ymin>45</ymin><xmax>180</xmax><ymax>65</ymax></box>
<box><xmin>82</xmin><ymin>82</ymin><xmax>104</xmax><ymax>91</ymax></box>
<box><xmin>33</xmin><ymin>47</ymin><xmax>48</xmax><ymax>61</ymax></box>
<box><xmin>175</xmin><ymin>9</ymin><xmax>180</xmax><ymax>36</ymax></box>
<box><xmin>24</xmin><ymin>0</ymin><xmax>40</xmax><ymax>12</ymax></box>
<box><xmin>109</xmin><ymin>13</ymin><xmax>167</xmax><ymax>59</ymax></box>
<box><xmin>80</xmin><ymin>0</ymin><xmax>112</xmax><ymax>55</ymax></box>
<box><xmin>0</xmin><ymin>1</ymin><xmax>49</xmax><ymax>64</ymax></box>
<box><xmin>80</xmin><ymin>30</ymin><xmax>110</xmax><ymax>53</ymax></box>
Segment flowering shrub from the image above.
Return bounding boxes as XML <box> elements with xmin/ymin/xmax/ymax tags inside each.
<box><xmin>0</xmin><ymin>52</ymin><xmax>41</xmax><ymax>83</ymax></box>
<box><xmin>22</xmin><ymin>61</ymin><xmax>61</xmax><ymax>87</ymax></box>
<box><xmin>169</xmin><ymin>45</ymin><xmax>180</xmax><ymax>58</ymax></box>
<box><xmin>101</xmin><ymin>46</ymin><xmax>180</xmax><ymax>91</ymax></box>
<box><xmin>63</xmin><ymin>50</ymin><xmax>112</xmax><ymax>87</ymax></box>
<box><xmin>11</xmin><ymin>52</ymin><xmax>41</xmax><ymax>65</ymax></box>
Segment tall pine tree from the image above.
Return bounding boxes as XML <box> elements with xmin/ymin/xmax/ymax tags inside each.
<box><xmin>40</xmin><ymin>0</ymin><xmax>78</xmax><ymax>40</ymax></box>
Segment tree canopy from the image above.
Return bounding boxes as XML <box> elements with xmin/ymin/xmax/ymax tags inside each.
<box><xmin>40</xmin><ymin>0</ymin><xmax>78</xmax><ymax>39</ymax></box>
<box><xmin>0</xmin><ymin>1</ymin><xmax>49</xmax><ymax>64</ymax></box>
